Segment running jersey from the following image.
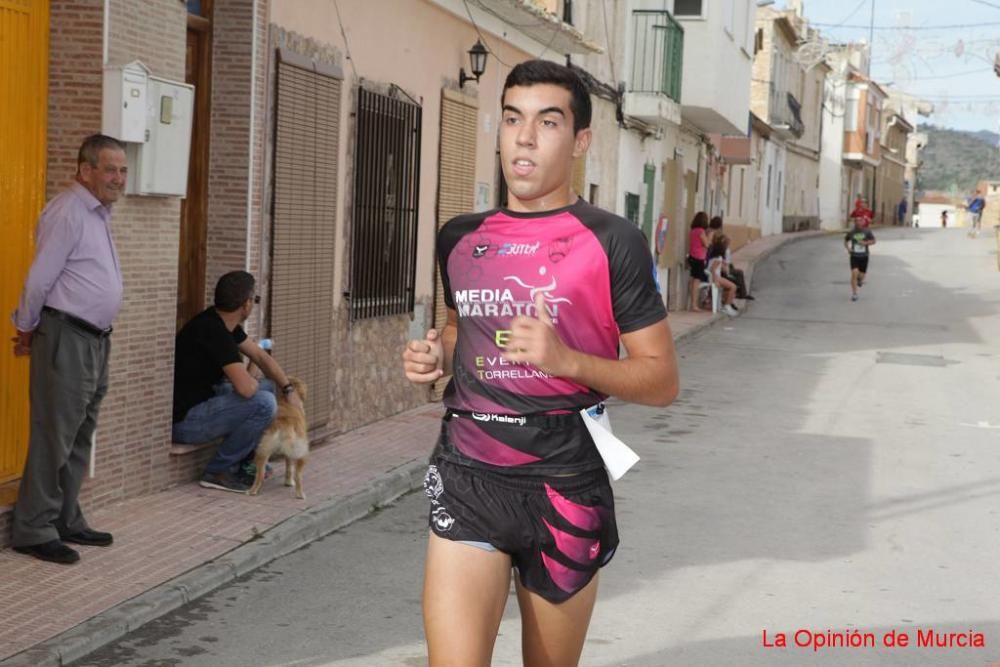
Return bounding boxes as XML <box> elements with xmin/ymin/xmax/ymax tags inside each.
<box><xmin>846</xmin><ymin>228</ymin><xmax>874</xmax><ymax>256</ymax></box>
<box><xmin>435</xmin><ymin>198</ymin><xmax>666</xmax><ymax>475</ymax></box>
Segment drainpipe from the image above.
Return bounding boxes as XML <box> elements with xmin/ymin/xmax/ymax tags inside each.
<box><xmin>103</xmin><ymin>0</ymin><xmax>110</xmax><ymax>65</ymax></box>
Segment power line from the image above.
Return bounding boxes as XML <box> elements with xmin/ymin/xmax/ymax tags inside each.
<box><xmin>462</xmin><ymin>0</ymin><xmax>512</xmax><ymax>67</ymax></box>
<box><xmin>600</xmin><ymin>0</ymin><xmax>618</xmax><ymax>84</ymax></box>
<box><xmin>970</xmin><ymin>0</ymin><xmax>1000</xmax><ymax>10</ymax></box>
<box><xmin>332</xmin><ymin>0</ymin><xmax>359</xmax><ymax>78</ymax></box>
<box><xmin>829</xmin><ymin>0</ymin><xmax>868</xmax><ymax>28</ymax></box>
<box><xmin>891</xmin><ymin>67</ymin><xmax>995</xmax><ymax>80</ymax></box>
<box><xmin>812</xmin><ymin>20</ymin><xmax>1000</xmax><ymax>30</ymax></box>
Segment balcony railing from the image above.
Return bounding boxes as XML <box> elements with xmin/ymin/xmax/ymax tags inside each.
<box><xmin>629</xmin><ymin>10</ymin><xmax>684</xmax><ymax>102</ymax></box>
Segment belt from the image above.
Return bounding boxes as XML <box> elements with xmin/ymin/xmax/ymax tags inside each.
<box><xmin>42</xmin><ymin>306</ymin><xmax>113</xmax><ymax>338</ymax></box>
<box><xmin>445</xmin><ymin>403</ymin><xmax>604</xmax><ymax>429</ymax></box>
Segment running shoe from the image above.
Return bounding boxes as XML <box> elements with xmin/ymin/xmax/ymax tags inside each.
<box><xmin>200</xmin><ymin>471</ymin><xmax>251</xmax><ymax>493</ymax></box>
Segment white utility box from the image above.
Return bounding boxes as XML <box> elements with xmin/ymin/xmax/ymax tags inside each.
<box><xmin>103</xmin><ymin>61</ymin><xmax>150</xmax><ymax>143</ymax></box>
<box><xmin>126</xmin><ymin>76</ymin><xmax>194</xmax><ymax>197</ymax></box>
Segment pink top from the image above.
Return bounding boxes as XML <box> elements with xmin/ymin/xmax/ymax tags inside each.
<box><xmin>689</xmin><ymin>228</ymin><xmax>708</xmax><ymax>261</ymax></box>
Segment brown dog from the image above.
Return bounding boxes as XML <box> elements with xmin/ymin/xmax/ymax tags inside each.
<box><xmin>248</xmin><ymin>377</ymin><xmax>308</xmax><ymax>499</ymax></box>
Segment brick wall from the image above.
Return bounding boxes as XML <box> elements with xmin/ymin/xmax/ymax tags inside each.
<box><xmin>90</xmin><ymin>0</ymin><xmax>186</xmax><ymax>506</ymax></box>
<box><xmin>205</xmin><ymin>0</ymin><xmax>270</xmax><ymax>339</ymax></box>
<box><xmin>46</xmin><ymin>0</ymin><xmax>104</xmax><ymax>197</ymax></box>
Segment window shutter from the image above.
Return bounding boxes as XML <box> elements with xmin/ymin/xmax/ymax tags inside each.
<box><xmin>271</xmin><ymin>54</ymin><xmax>341</xmax><ymax>429</ymax></box>
<box><xmin>433</xmin><ymin>89</ymin><xmax>478</xmax><ymax>399</ymax></box>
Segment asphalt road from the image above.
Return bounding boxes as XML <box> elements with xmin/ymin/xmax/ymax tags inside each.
<box><xmin>76</xmin><ymin>227</ymin><xmax>1000</xmax><ymax>666</ymax></box>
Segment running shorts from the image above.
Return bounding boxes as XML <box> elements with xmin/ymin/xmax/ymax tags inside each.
<box><xmin>424</xmin><ymin>457</ymin><xmax>619</xmax><ymax>603</ymax></box>
<box><xmin>850</xmin><ymin>255</ymin><xmax>869</xmax><ymax>273</ymax></box>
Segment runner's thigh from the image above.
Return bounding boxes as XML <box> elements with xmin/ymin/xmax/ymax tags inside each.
<box><xmin>424</xmin><ymin>532</ymin><xmax>513</xmax><ymax>667</ymax></box>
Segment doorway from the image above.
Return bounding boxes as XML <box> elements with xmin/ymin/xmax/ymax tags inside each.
<box><xmin>176</xmin><ymin>0</ymin><xmax>214</xmax><ymax>330</ymax></box>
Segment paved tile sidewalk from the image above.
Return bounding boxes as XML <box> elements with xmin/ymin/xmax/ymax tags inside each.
<box><xmin>0</xmin><ymin>404</ymin><xmax>443</xmax><ymax>662</ymax></box>
<box><xmin>0</xmin><ymin>229</ymin><xmax>818</xmax><ymax>663</ymax></box>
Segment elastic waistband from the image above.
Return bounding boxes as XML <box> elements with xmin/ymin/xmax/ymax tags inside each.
<box><xmin>42</xmin><ymin>307</ymin><xmax>113</xmax><ymax>338</ymax></box>
<box><xmin>433</xmin><ymin>456</ymin><xmax>607</xmax><ymax>492</ymax></box>
<box><xmin>445</xmin><ymin>404</ymin><xmax>603</xmax><ymax>429</ymax></box>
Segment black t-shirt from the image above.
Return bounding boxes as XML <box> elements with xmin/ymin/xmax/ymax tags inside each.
<box><xmin>435</xmin><ymin>198</ymin><xmax>666</xmax><ymax>474</ymax></box>
<box><xmin>173</xmin><ymin>308</ymin><xmax>248</xmax><ymax>422</ymax></box>
<box><xmin>845</xmin><ymin>228</ymin><xmax>875</xmax><ymax>256</ymax></box>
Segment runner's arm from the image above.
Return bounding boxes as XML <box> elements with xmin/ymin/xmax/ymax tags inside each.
<box><xmin>440</xmin><ymin>308</ymin><xmax>458</xmax><ymax>375</ymax></box>
<box><xmin>505</xmin><ymin>310</ymin><xmax>678</xmax><ymax>407</ymax></box>
<box><xmin>565</xmin><ymin>319</ymin><xmax>678</xmax><ymax>407</ymax></box>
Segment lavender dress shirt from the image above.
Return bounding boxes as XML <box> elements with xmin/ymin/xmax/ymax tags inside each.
<box><xmin>13</xmin><ymin>182</ymin><xmax>124</xmax><ymax>332</ymax></box>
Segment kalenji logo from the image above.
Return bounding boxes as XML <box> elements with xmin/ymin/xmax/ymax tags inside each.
<box><xmin>497</xmin><ymin>241</ymin><xmax>540</xmax><ymax>256</ymax></box>
<box><xmin>471</xmin><ymin>412</ymin><xmax>528</xmax><ymax>426</ymax></box>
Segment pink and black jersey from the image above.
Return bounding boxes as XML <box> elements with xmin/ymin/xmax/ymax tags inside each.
<box><xmin>435</xmin><ymin>198</ymin><xmax>666</xmax><ymax>476</ymax></box>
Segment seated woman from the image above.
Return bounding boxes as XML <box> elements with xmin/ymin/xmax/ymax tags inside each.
<box><xmin>706</xmin><ymin>234</ymin><xmax>739</xmax><ymax>316</ymax></box>
<box><xmin>709</xmin><ymin>216</ymin><xmax>753</xmax><ymax>300</ymax></box>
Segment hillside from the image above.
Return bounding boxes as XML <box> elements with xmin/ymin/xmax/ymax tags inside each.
<box><xmin>917</xmin><ymin>125</ymin><xmax>1000</xmax><ymax>193</ymax></box>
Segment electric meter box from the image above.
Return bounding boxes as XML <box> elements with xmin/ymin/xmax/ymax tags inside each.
<box><xmin>125</xmin><ymin>76</ymin><xmax>195</xmax><ymax>197</ymax></box>
<box><xmin>102</xmin><ymin>61</ymin><xmax>149</xmax><ymax>143</ymax></box>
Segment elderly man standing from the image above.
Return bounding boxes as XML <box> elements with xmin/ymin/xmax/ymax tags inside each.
<box><xmin>9</xmin><ymin>134</ymin><xmax>126</xmax><ymax>564</ymax></box>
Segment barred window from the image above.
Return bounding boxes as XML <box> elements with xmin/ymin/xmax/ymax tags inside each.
<box><xmin>349</xmin><ymin>87</ymin><xmax>422</xmax><ymax>320</ymax></box>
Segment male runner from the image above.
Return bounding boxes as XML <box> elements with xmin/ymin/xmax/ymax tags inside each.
<box><xmin>845</xmin><ymin>217</ymin><xmax>876</xmax><ymax>301</ymax></box>
<box><xmin>402</xmin><ymin>60</ymin><xmax>679</xmax><ymax>666</ymax></box>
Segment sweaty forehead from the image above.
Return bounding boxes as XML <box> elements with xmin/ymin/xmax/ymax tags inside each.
<box><xmin>503</xmin><ymin>83</ymin><xmax>573</xmax><ymax>116</ymax></box>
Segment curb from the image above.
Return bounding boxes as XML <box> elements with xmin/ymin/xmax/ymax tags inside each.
<box><xmin>0</xmin><ymin>459</ymin><xmax>428</xmax><ymax>667</ymax></box>
<box><xmin>1</xmin><ymin>229</ymin><xmax>824</xmax><ymax>666</ymax></box>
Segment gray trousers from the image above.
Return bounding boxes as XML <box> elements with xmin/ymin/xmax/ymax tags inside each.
<box><xmin>12</xmin><ymin>310</ymin><xmax>110</xmax><ymax>547</ymax></box>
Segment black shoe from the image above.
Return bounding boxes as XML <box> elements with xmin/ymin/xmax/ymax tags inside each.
<box><xmin>13</xmin><ymin>539</ymin><xmax>80</xmax><ymax>564</ymax></box>
<box><xmin>741</xmin><ymin>294</ymin><xmax>755</xmax><ymax>300</ymax></box>
<box><xmin>200</xmin><ymin>470</ymin><xmax>250</xmax><ymax>493</ymax></box>
<box><xmin>62</xmin><ymin>528</ymin><xmax>113</xmax><ymax>547</ymax></box>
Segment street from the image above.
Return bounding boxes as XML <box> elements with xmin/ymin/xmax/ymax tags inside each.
<box><xmin>76</xmin><ymin>228</ymin><xmax>1000</xmax><ymax>666</ymax></box>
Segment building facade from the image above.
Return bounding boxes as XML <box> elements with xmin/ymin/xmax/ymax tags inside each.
<box><xmin>0</xmin><ymin>0</ymin><xmax>609</xmax><ymax>546</ymax></box>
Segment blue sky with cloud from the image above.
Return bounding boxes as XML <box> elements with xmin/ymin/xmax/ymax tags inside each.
<box><xmin>777</xmin><ymin>0</ymin><xmax>1000</xmax><ymax>134</ymax></box>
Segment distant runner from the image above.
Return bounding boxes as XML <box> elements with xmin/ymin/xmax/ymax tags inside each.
<box><xmin>845</xmin><ymin>217</ymin><xmax>876</xmax><ymax>302</ymax></box>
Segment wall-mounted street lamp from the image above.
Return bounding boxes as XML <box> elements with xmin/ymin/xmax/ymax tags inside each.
<box><xmin>459</xmin><ymin>39</ymin><xmax>488</xmax><ymax>88</ymax></box>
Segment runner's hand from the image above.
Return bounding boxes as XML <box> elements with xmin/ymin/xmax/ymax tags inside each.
<box><xmin>403</xmin><ymin>329</ymin><xmax>444</xmax><ymax>384</ymax></box>
<box><xmin>11</xmin><ymin>330</ymin><xmax>32</xmax><ymax>356</ymax></box>
<box><xmin>503</xmin><ymin>293</ymin><xmax>575</xmax><ymax>377</ymax></box>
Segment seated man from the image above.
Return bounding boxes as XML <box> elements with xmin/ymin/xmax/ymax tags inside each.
<box><xmin>173</xmin><ymin>271</ymin><xmax>303</xmax><ymax>492</ymax></box>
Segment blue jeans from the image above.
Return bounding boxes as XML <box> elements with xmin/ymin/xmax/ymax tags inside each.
<box><xmin>172</xmin><ymin>380</ymin><xmax>278</xmax><ymax>475</ymax></box>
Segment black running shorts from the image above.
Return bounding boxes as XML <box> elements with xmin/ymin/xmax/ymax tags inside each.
<box><xmin>850</xmin><ymin>255</ymin><xmax>869</xmax><ymax>273</ymax></box>
<box><xmin>423</xmin><ymin>458</ymin><xmax>619</xmax><ymax>603</ymax></box>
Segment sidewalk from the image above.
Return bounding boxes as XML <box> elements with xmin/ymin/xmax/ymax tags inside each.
<box><xmin>0</xmin><ymin>229</ymin><xmax>822</xmax><ymax>666</ymax></box>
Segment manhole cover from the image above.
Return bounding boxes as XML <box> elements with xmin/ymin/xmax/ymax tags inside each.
<box><xmin>876</xmin><ymin>352</ymin><xmax>954</xmax><ymax>367</ymax></box>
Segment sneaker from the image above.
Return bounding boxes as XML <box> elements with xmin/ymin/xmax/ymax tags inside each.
<box><xmin>723</xmin><ymin>304</ymin><xmax>739</xmax><ymax>316</ymax></box>
<box><xmin>239</xmin><ymin>459</ymin><xmax>273</xmax><ymax>482</ymax></box>
<box><xmin>851</xmin><ymin>294</ymin><xmax>859</xmax><ymax>302</ymax></box>
<box><xmin>200</xmin><ymin>471</ymin><xmax>251</xmax><ymax>493</ymax></box>
<box><xmin>857</xmin><ymin>279</ymin><xmax>864</xmax><ymax>288</ymax></box>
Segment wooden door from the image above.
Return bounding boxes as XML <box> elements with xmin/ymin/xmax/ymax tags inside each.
<box><xmin>177</xmin><ymin>0</ymin><xmax>213</xmax><ymax>330</ymax></box>
<box><xmin>0</xmin><ymin>0</ymin><xmax>49</xmax><ymax>499</ymax></box>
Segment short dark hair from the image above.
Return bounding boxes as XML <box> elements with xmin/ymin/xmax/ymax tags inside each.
<box><xmin>709</xmin><ymin>216</ymin><xmax>723</xmax><ymax>230</ymax></box>
<box><xmin>691</xmin><ymin>211</ymin><xmax>709</xmax><ymax>230</ymax></box>
<box><xmin>502</xmin><ymin>60</ymin><xmax>591</xmax><ymax>134</ymax></box>
<box><xmin>77</xmin><ymin>134</ymin><xmax>126</xmax><ymax>168</ymax></box>
<box><xmin>214</xmin><ymin>271</ymin><xmax>256</xmax><ymax>312</ymax></box>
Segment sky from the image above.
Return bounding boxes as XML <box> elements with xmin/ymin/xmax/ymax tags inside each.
<box><xmin>776</xmin><ymin>0</ymin><xmax>1000</xmax><ymax>134</ymax></box>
